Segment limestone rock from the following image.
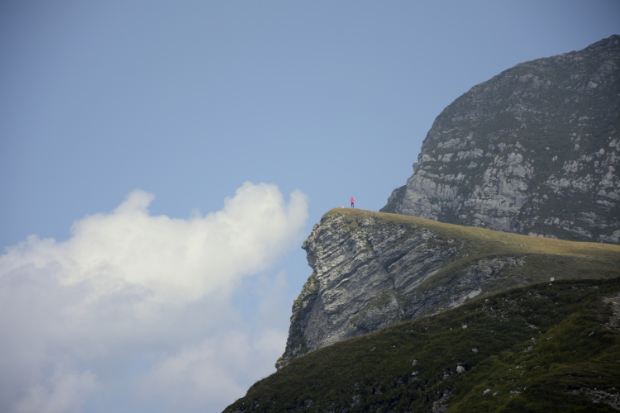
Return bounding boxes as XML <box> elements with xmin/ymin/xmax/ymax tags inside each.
<box><xmin>382</xmin><ymin>35</ymin><xmax>620</xmax><ymax>244</ymax></box>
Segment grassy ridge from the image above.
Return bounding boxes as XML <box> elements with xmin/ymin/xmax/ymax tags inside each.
<box><xmin>225</xmin><ymin>278</ymin><xmax>620</xmax><ymax>412</ymax></box>
<box><xmin>324</xmin><ymin>209</ymin><xmax>619</xmax><ymax>302</ymax></box>
<box><xmin>327</xmin><ymin>208</ymin><xmax>619</xmax><ymax>258</ymax></box>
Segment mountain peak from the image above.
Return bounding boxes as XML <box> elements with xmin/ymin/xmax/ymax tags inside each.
<box><xmin>382</xmin><ymin>35</ymin><xmax>620</xmax><ymax>244</ymax></box>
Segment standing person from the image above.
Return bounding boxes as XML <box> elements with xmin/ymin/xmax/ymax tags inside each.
<box><xmin>351</xmin><ymin>197</ymin><xmax>355</xmax><ymax>208</ymax></box>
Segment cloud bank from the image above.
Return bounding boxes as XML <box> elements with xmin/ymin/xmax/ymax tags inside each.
<box><xmin>0</xmin><ymin>182</ymin><xmax>308</xmax><ymax>412</ymax></box>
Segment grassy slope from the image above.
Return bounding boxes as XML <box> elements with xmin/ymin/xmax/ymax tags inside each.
<box><xmin>225</xmin><ymin>278</ymin><xmax>620</xmax><ymax>412</ymax></box>
<box><xmin>225</xmin><ymin>210</ymin><xmax>620</xmax><ymax>412</ymax></box>
<box><xmin>327</xmin><ymin>208</ymin><xmax>620</xmax><ymax>259</ymax></box>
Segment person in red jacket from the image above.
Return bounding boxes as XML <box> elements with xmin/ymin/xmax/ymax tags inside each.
<box><xmin>351</xmin><ymin>198</ymin><xmax>355</xmax><ymax>208</ymax></box>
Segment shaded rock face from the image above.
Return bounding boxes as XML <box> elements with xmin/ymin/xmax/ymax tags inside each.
<box><xmin>276</xmin><ymin>212</ymin><xmax>526</xmax><ymax>369</ymax></box>
<box><xmin>382</xmin><ymin>35</ymin><xmax>620</xmax><ymax>244</ymax></box>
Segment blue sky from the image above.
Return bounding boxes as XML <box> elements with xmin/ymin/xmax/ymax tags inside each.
<box><xmin>1</xmin><ymin>1</ymin><xmax>619</xmax><ymax>412</ymax></box>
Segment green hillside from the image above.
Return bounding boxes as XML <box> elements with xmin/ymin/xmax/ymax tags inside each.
<box><xmin>225</xmin><ymin>277</ymin><xmax>620</xmax><ymax>412</ymax></box>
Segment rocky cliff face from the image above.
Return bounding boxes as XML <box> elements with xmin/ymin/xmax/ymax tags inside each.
<box><xmin>382</xmin><ymin>35</ymin><xmax>620</xmax><ymax>244</ymax></box>
<box><xmin>275</xmin><ymin>208</ymin><xmax>620</xmax><ymax>369</ymax></box>
<box><xmin>277</xmin><ymin>211</ymin><xmax>463</xmax><ymax>369</ymax></box>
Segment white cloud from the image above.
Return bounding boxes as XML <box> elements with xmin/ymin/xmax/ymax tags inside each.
<box><xmin>15</xmin><ymin>368</ymin><xmax>100</xmax><ymax>413</ymax></box>
<box><xmin>134</xmin><ymin>332</ymin><xmax>251</xmax><ymax>411</ymax></box>
<box><xmin>0</xmin><ymin>182</ymin><xmax>308</xmax><ymax>413</ymax></box>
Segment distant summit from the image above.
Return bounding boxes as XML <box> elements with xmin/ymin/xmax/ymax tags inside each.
<box><xmin>382</xmin><ymin>35</ymin><xmax>620</xmax><ymax>244</ymax></box>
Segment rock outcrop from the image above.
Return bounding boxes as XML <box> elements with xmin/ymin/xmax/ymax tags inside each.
<box><xmin>382</xmin><ymin>35</ymin><xmax>620</xmax><ymax>244</ymax></box>
<box><xmin>275</xmin><ymin>208</ymin><xmax>620</xmax><ymax>368</ymax></box>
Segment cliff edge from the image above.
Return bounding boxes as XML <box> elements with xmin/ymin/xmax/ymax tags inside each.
<box><xmin>276</xmin><ymin>208</ymin><xmax>620</xmax><ymax>368</ymax></box>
